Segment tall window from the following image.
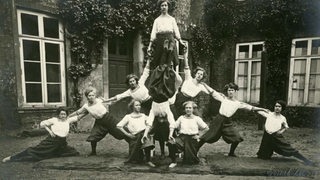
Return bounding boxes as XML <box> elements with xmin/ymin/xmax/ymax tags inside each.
<box><xmin>288</xmin><ymin>37</ymin><xmax>320</xmax><ymax>106</ymax></box>
<box><xmin>17</xmin><ymin>10</ymin><xmax>65</xmax><ymax>107</ymax></box>
<box><xmin>235</xmin><ymin>42</ymin><xmax>264</xmax><ymax>104</ymax></box>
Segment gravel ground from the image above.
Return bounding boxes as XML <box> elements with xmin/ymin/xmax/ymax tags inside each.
<box><xmin>0</xmin><ymin>122</ymin><xmax>319</xmax><ymax>179</ymax></box>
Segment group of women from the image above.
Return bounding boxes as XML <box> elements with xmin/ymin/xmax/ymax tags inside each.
<box><xmin>2</xmin><ymin>0</ymin><xmax>315</xmax><ymax>168</ymax></box>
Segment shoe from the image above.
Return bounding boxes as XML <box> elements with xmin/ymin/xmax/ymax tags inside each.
<box><xmin>88</xmin><ymin>152</ymin><xmax>97</xmax><ymax>156</ymax></box>
<box><xmin>160</xmin><ymin>154</ymin><xmax>166</xmax><ymax>160</ymax></box>
<box><xmin>169</xmin><ymin>162</ymin><xmax>177</xmax><ymax>168</ymax></box>
<box><xmin>2</xmin><ymin>156</ymin><xmax>11</xmax><ymax>163</ymax></box>
<box><xmin>228</xmin><ymin>153</ymin><xmax>237</xmax><ymax>157</ymax></box>
<box><xmin>146</xmin><ymin>161</ymin><xmax>156</xmax><ymax>168</ymax></box>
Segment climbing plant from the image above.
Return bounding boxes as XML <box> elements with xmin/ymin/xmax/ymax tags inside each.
<box><xmin>57</xmin><ymin>0</ymin><xmax>177</xmax><ymax>107</ymax></box>
<box><xmin>201</xmin><ymin>0</ymin><xmax>319</xmax><ymax>105</ymax></box>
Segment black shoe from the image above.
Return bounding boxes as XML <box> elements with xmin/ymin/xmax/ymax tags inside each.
<box><xmin>88</xmin><ymin>152</ymin><xmax>97</xmax><ymax>156</ymax></box>
<box><xmin>228</xmin><ymin>153</ymin><xmax>237</xmax><ymax>157</ymax></box>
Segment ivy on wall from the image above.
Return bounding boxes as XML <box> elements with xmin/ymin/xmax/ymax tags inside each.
<box><xmin>192</xmin><ymin>0</ymin><xmax>320</xmax><ymax>126</ymax></box>
<box><xmin>58</xmin><ymin>0</ymin><xmax>177</xmax><ymax>107</ymax></box>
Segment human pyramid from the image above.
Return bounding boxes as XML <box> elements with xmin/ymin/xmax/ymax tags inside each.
<box><xmin>2</xmin><ymin>0</ymin><xmax>315</xmax><ymax>168</ymax></box>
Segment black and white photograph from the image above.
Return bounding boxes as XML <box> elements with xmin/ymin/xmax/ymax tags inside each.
<box><xmin>0</xmin><ymin>0</ymin><xmax>319</xmax><ymax>179</ymax></box>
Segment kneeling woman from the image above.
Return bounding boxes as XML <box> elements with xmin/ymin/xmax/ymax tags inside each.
<box><xmin>117</xmin><ymin>100</ymin><xmax>156</xmax><ymax>167</ymax></box>
<box><xmin>167</xmin><ymin>101</ymin><xmax>209</xmax><ymax>168</ymax></box>
<box><xmin>2</xmin><ymin>107</ymin><xmax>79</xmax><ymax>162</ymax></box>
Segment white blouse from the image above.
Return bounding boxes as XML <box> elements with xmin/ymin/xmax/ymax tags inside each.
<box><xmin>78</xmin><ymin>98</ymin><xmax>107</xmax><ymax>119</ymax></box>
<box><xmin>117</xmin><ymin>114</ymin><xmax>147</xmax><ymax>135</ymax></box>
<box><xmin>150</xmin><ymin>15</ymin><xmax>181</xmax><ymax>41</ymax></box>
<box><xmin>116</xmin><ymin>68</ymin><xmax>150</xmax><ymax>102</ymax></box>
<box><xmin>212</xmin><ymin>91</ymin><xmax>253</xmax><ymax>117</ymax></box>
<box><xmin>180</xmin><ymin>69</ymin><xmax>209</xmax><ymax>97</ymax></box>
<box><xmin>258</xmin><ymin>111</ymin><xmax>289</xmax><ymax>134</ymax></box>
<box><xmin>40</xmin><ymin>117</ymin><xmax>76</xmax><ymax>137</ymax></box>
<box><xmin>175</xmin><ymin>115</ymin><xmax>208</xmax><ymax>135</ymax></box>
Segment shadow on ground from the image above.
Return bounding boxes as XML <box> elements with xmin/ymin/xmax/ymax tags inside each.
<box><xmin>34</xmin><ymin>153</ymin><xmax>319</xmax><ymax>177</ymax></box>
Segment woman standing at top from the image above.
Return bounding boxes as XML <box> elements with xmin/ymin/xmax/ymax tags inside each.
<box><xmin>173</xmin><ymin>48</ymin><xmax>210</xmax><ymax>118</ymax></box>
<box><xmin>147</xmin><ymin>0</ymin><xmax>186</xmax><ymax>103</ymax></box>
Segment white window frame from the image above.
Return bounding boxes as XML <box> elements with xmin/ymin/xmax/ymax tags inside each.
<box><xmin>288</xmin><ymin>37</ymin><xmax>320</xmax><ymax>106</ymax></box>
<box><xmin>17</xmin><ymin>10</ymin><xmax>66</xmax><ymax>107</ymax></box>
<box><xmin>234</xmin><ymin>41</ymin><xmax>264</xmax><ymax>103</ymax></box>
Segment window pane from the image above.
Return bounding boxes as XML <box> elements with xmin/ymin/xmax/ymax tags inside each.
<box><xmin>251</xmin><ymin>61</ymin><xmax>261</xmax><ymax>75</ymax></box>
<box><xmin>293</xmin><ymin>75</ymin><xmax>305</xmax><ymax>89</ymax></box>
<box><xmin>21</xmin><ymin>13</ymin><xmax>39</xmax><ymax>36</ymax></box>
<box><xmin>43</xmin><ymin>17</ymin><xmax>59</xmax><ymax>39</ymax></box>
<box><xmin>295</xmin><ymin>41</ymin><xmax>308</xmax><ymax>56</ymax></box>
<box><xmin>252</xmin><ymin>44</ymin><xmax>263</xmax><ymax>58</ymax></box>
<box><xmin>24</xmin><ymin>62</ymin><xmax>41</xmax><ymax>82</ymax></box>
<box><xmin>238</xmin><ymin>62</ymin><xmax>248</xmax><ymax>75</ymax></box>
<box><xmin>311</xmin><ymin>39</ymin><xmax>320</xmax><ymax>55</ymax></box>
<box><xmin>293</xmin><ymin>59</ymin><xmax>306</xmax><ymax>74</ymax></box>
<box><xmin>310</xmin><ymin>58</ymin><xmax>320</xmax><ymax>73</ymax></box>
<box><xmin>45</xmin><ymin>43</ymin><xmax>60</xmax><ymax>62</ymax></box>
<box><xmin>250</xmin><ymin>89</ymin><xmax>260</xmax><ymax>104</ymax></box>
<box><xmin>291</xmin><ymin>90</ymin><xmax>304</xmax><ymax>104</ymax></box>
<box><xmin>238</xmin><ymin>45</ymin><xmax>249</xmax><ymax>59</ymax></box>
<box><xmin>23</xmin><ymin>40</ymin><xmax>40</xmax><ymax>61</ymax></box>
<box><xmin>308</xmin><ymin>59</ymin><xmax>320</xmax><ymax>104</ymax></box>
<box><xmin>108</xmin><ymin>38</ymin><xmax>116</xmax><ymax>54</ymax></box>
<box><xmin>26</xmin><ymin>83</ymin><xmax>42</xmax><ymax>102</ymax></box>
<box><xmin>46</xmin><ymin>64</ymin><xmax>60</xmax><ymax>82</ymax></box>
<box><xmin>47</xmin><ymin>84</ymin><xmax>61</xmax><ymax>102</ymax></box>
<box><xmin>237</xmin><ymin>88</ymin><xmax>247</xmax><ymax>102</ymax></box>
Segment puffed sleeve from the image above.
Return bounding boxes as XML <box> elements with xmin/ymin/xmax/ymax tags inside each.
<box><xmin>172</xmin><ymin>18</ymin><xmax>181</xmax><ymax>40</ymax></box>
<box><xmin>196</xmin><ymin>116</ymin><xmax>208</xmax><ymax>130</ymax></box>
<box><xmin>138</xmin><ymin>67</ymin><xmax>150</xmax><ymax>85</ymax></box>
<box><xmin>150</xmin><ymin>19</ymin><xmax>157</xmax><ymax>42</ymax></box>
<box><xmin>282</xmin><ymin>117</ymin><xmax>289</xmax><ymax>129</ymax></box>
<box><xmin>40</xmin><ymin>117</ymin><xmax>56</xmax><ymax>127</ymax></box>
<box><xmin>117</xmin><ymin>115</ymin><xmax>129</xmax><ymax>128</ymax></box>
<box><xmin>116</xmin><ymin>90</ymin><xmax>131</xmax><ymax>100</ymax></box>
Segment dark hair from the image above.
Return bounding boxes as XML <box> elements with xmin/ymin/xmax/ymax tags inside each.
<box><xmin>275</xmin><ymin>100</ymin><xmax>287</xmax><ymax>110</ymax></box>
<box><xmin>56</xmin><ymin>107</ymin><xmax>68</xmax><ymax>115</ymax></box>
<box><xmin>157</xmin><ymin>0</ymin><xmax>170</xmax><ymax>9</ymax></box>
<box><xmin>223</xmin><ymin>82</ymin><xmax>239</xmax><ymax>92</ymax></box>
<box><xmin>125</xmin><ymin>74</ymin><xmax>139</xmax><ymax>86</ymax></box>
<box><xmin>193</xmin><ymin>67</ymin><xmax>206</xmax><ymax>81</ymax></box>
<box><xmin>128</xmin><ymin>99</ymin><xmax>141</xmax><ymax>112</ymax></box>
<box><xmin>84</xmin><ymin>87</ymin><xmax>96</xmax><ymax>97</ymax></box>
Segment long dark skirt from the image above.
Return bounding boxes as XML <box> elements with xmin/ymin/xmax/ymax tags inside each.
<box><xmin>10</xmin><ymin>136</ymin><xmax>79</xmax><ymax>162</ymax></box>
<box><xmin>200</xmin><ymin>114</ymin><xmax>243</xmax><ymax>144</ymax></box>
<box><xmin>150</xmin><ymin>33</ymin><xmax>179</xmax><ymax>70</ymax></box>
<box><xmin>141</xmin><ymin>98</ymin><xmax>152</xmax><ymax>115</ymax></box>
<box><xmin>148</xmin><ymin>65</ymin><xmax>177</xmax><ymax>103</ymax></box>
<box><xmin>149</xmin><ymin>32</ymin><xmax>179</xmax><ymax>103</ymax></box>
<box><xmin>173</xmin><ymin>91</ymin><xmax>193</xmax><ymax>119</ymax></box>
<box><xmin>150</xmin><ymin>116</ymin><xmax>170</xmax><ymax>142</ymax></box>
<box><xmin>87</xmin><ymin>113</ymin><xmax>129</xmax><ymax>142</ymax></box>
<box><xmin>257</xmin><ymin>131</ymin><xmax>299</xmax><ymax>159</ymax></box>
<box><xmin>168</xmin><ymin>134</ymin><xmax>200</xmax><ymax>164</ymax></box>
<box><xmin>127</xmin><ymin>131</ymin><xmax>154</xmax><ymax>163</ymax></box>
